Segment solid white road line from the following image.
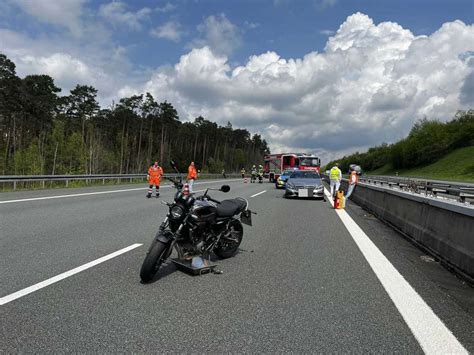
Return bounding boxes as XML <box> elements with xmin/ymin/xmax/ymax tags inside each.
<box><xmin>0</xmin><ymin>179</ymin><xmax>239</xmax><ymax>204</ymax></box>
<box><xmin>0</xmin><ymin>187</ymin><xmax>148</xmax><ymax>204</ymax></box>
<box><xmin>0</xmin><ymin>243</ymin><xmax>143</xmax><ymax>306</ymax></box>
<box><xmin>250</xmin><ymin>190</ymin><xmax>266</xmax><ymax>198</ymax></box>
<box><xmin>324</xmin><ymin>189</ymin><xmax>467</xmax><ymax>354</ymax></box>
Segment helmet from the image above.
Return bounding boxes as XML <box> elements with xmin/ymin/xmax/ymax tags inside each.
<box><xmin>349</xmin><ymin>164</ymin><xmax>362</xmax><ymax>174</ymax></box>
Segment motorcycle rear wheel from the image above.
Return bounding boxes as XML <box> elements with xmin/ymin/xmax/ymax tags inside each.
<box><xmin>140</xmin><ymin>240</ymin><xmax>169</xmax><ymax>283</ymax></box>
<box><xmin>214</xmin><ymin>221</ymin><xmax>243</xmax><ymax>258</ymax></box>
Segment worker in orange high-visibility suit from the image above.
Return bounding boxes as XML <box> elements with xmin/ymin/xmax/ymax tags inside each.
<box><xmin>345</xmin><ymin>166</ymin><xmax>360</xmax><ymax>200</ymax></box>
<box><xmin>187</xmin><ymin>161</ymin><xmax>198</xmax><ymax>193</ymax></box>
<box><xmin>147</xmin><ymin>161</ymin><xmax>164</xmax><ymax>198</ymax></box>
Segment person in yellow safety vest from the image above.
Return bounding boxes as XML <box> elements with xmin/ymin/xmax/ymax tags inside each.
<box><xmin>346</xmin><ymin>168</ymin><xmax>359</xmax><ymax>200</ymax></box>
<box><xmin>329</xmin><ymin>163</ymin><xmax>342</xmax><ymax>197</ymax></box>
<box><xmin>241</xmin><ymin>168</ymin><xmax>246</xmax><ymax>179</ymax></box>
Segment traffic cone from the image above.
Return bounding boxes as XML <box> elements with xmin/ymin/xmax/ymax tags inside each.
<box><xmin>335</xmin><ymin>190</ymin><xmax>345</xmax><ymax>209</ymax></box>
<box><xmin>183</xmin><ymin>183</ymin><xmax>190</xmax><ymax>196</ymax></box>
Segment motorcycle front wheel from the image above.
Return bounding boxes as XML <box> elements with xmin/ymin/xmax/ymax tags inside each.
<box><xmin>214</xmin><ymin>220</ymin><xmax>243</xmax><ymax>258</ymax></box>
<box><xmin>140</xmin><ymin>240</ymin><xmax>169</xmax><ymax>283</ymax></box>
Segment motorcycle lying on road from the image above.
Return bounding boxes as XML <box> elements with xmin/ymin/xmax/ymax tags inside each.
<box><xmin>140</xmin><ymin>162</ymin><xmax>254</xmax><ymax>283</ymax></box>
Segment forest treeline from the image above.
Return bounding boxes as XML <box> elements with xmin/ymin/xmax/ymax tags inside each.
<box><xmin>0</xmin><ymin>53</ymin><xmax>270</xmax><ymax>176</ymax></box>
<box><xmin>325</xmin><ymin>110</ymin><xmax>474</xmax><ymax>173</ymax></box>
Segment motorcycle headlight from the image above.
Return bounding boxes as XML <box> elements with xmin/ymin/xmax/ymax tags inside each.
<box><xmin>170</xmin><ymin>205</ymin><xmax>184</xmax><ymax>219</ymax></box>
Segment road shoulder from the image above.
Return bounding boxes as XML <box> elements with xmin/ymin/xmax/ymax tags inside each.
<box><xmin>343</xmin><ymin>199</ymin><xmax>474</xmax><ymax>351</ymax></box>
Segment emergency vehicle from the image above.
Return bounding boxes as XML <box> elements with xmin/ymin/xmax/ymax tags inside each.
<box><xmin>264</xmin><ymin>153</ymin><xmax>321</xmax><ymax>182</ymax></box>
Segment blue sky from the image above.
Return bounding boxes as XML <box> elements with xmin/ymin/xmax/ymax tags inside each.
<box><xmin>1</xmin><ymin>0</ymin><xmax>473</xmax><ymax>160</ymax></box>
<box><xmin>3</xmin><ymin>0</ymin><xmax>473</xmax><ymax>70</ymax></box>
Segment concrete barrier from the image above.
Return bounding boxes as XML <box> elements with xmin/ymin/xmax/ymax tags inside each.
<box><xmin>341</xmin><ymin>179</ymin><xmax>474</xmax><ymax>282</ymax></box>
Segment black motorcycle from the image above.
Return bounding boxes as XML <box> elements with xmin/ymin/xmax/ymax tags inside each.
<box><xmin>140</xmin><ymin>162</ymin><xmax>254</xmax><ymax>283</ymax></box>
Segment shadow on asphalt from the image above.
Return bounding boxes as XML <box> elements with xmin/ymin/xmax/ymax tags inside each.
<box><xmin>140</xmin><ymin>262</ymin><xmax>178</xmax><ymax>284</ymax></box>
<box><xmin>141</xmin><ymin>250</ymin><xmax>251</xmax><ymax>284</ymax></box>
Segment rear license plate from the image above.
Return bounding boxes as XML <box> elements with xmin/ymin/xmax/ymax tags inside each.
<box><xmin>241</xmin><ymin>211</ymin><xmax>252</xmax><ymax>226</ymax></box>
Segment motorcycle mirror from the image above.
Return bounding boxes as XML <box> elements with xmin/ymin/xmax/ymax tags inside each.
<box><xmin>170</xmin><ymin>160</ymin><xmax>181</xmax><ymax>174</ymax></box>
<box><xmin>220</xmin><ymin>185</ymin><xmax>230</xmax><ymax>192</ymax></box>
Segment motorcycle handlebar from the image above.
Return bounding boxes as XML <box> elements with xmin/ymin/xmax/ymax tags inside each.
<box><xmin>165</xmin><ymin>176</ymin><xmax>182</xmax><ymax>188</ymax></box>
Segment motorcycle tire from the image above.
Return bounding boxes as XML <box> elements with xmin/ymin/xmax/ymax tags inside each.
<box><xmin>140</xmin><ymin>240</ymin><xmax>169</xmax><ymax>283</ymax></box>
<box><xmin>214</xmin><ymin>220</ymin><xmax>243</xmax><ymax>259</ymax></box>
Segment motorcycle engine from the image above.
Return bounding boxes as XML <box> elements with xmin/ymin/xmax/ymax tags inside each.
<box><xmin>190</xmin><ymin>228</ymin><xmax>214</xmax><ymax>252</ymax></box>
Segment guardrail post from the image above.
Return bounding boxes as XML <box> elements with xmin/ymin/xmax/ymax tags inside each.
<box><xmin>102</xmin><ymin>178</ymin><xmax>105</xmax><ymax>185</ymax></box>
<box><xmin>66</xmin><ymin>180</ymin><xmax>69</xmax><ymax>187</ymax></box>
<box><xmin>42</xmin><ymin>180</ymin><xmax>45</xmax><ymax>189</ymax></box>
<box><xmin>130</xmin><ymin>177</ymin><xmax>132</xmax><ymax>183</ymax></box>
<box><xmin>13</xmin><ymin>181</ymin><xmax>16</xmax><ymax>191</ymax></box>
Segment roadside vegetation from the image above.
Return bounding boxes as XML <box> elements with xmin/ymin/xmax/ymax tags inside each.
<box><xmin>0</xmin><ymin>53</ymin><xmax>269</xmax><ymax>177</ymax></box>
<box><xmin>325</xmin><ymin>110</ymin><xmax>474</xmax><ymax>182</ymax></box>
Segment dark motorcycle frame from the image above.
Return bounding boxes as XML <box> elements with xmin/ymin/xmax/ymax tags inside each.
<box><xmin>140</xmin><ymin>161</ymin><xmax>253</xmax><ymax>283</ymax></box>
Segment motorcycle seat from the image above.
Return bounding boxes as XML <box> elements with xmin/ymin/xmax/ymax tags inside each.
<box><xmin>216</xmin><ymin>198</ymin><xmax>247</xmax><ymax>217</ymax></box>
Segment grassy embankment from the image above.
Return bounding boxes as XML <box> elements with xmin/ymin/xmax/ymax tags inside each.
<box><xmin>367</xmin><ymin>146</ymin><xmax>474</xmax><ymax>183</ymax></box>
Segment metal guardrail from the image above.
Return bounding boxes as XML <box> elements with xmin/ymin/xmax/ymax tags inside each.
<box><xmin>0</xmin><ymin>173</ymin><xmax>237</xmax><ymax>190</ymax></box>
<box><xmin>321</xmin><ymin>174</ymin><xmax>474</xmax><ymax>204</ymax></box>
<box><xmin>360</xmin><ymin>175</ymin><xmax>474</xmax><ymax>203</ymax></box>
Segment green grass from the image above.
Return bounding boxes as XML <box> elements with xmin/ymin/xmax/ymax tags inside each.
<box><xmin>366</xmin><ymin>146</ymin><xmax>474</xmax><ymax>183</ymax></box>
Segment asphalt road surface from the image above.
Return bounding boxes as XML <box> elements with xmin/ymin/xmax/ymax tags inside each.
<box><xmin>1</xmin><ymin>179</ymin><xmax>473</xmax><ymax>353</ymax></box>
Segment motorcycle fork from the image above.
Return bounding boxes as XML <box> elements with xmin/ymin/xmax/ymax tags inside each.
<box><xmin>173</xmin><ymin>242</ymin><xmax>184</xmax><ymax>259</ymax></box>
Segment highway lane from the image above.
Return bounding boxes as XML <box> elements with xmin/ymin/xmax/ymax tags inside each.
<box><xmin>1</xmin><ymin>180</ymin><xmax>473</xmax><ymax>352</ymax></box>
<box><xmin>0</xmin><ymin>179</ymin><xmax>239</xmax><ymax>294</ymax></box>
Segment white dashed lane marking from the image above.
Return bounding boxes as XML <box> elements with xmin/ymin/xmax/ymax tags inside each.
<box><xmin>0</xmin><ymin>244</ymin><xmax>143</xmax><ymax>306</ymax></box>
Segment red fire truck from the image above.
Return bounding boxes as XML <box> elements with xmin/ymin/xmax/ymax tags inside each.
<box><xmin>264</xmin><ymin>153</ymin><xmax>321</xmax><ymax>182</ymax></box>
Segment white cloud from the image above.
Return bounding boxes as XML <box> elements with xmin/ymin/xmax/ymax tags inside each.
<box><xmin>150</xmin><ymin>21</ymin><xmax>183</xmax><ymax>42</ymax></box>
<box><xmin>20</xmin><ymin>53</ymin><xmax>92</xmax><ymax>82</ymax></box>
<box><xmin>314</xmin><ymin>0</ymin><xmax>337</xmax><ymax>9</ymax></box>
<box><xmin>99</xmin><ymin>1</ymin><xmax>151</xmax><ymax>30</ymax></box>
<box><xmin>156</xmin><ymin>2</ymin><xmax>176</xmax><ymax>13</ymax></box>
<box><xmin>11</xmin><ymin>0</ymin><xmax>87</xmax><ymax>35</ymax></box>
<box><xmin>2</xmin><ymin>10</ymin><xmax>473</xmax><ymax>163</ymax></box>
<box><xmin>134</xmin><ymin>13</ymin><xmax>474</xmax><ymax>162</ymax></box>
<box><xmin>0</xmin><ymin>28</ymin><xmax>144</xmax><ymax>104</ymax></box>
<box><xmin>244</xmin><ymin>21</ymin><xmax>260</xmax><ymax>30</ymax></box>
<box><xmin>189</xmin><ymin>14</ymin><xmax>242</xmax><ymax>56</ymax></box>
<box><xmin>319</xmin><ymin>29</ymin><xmax>335</xmax><ymax>35</ymax></box>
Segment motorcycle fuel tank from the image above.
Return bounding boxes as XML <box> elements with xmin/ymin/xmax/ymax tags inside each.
<box><xmin>190</xmin><ymin>200</ymin><xmax>217</xmax><ymax>226</ymax></box>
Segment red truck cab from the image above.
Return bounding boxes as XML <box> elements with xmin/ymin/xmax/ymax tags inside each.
<box><xmin>264</xmin><ymin>153</ymin><xmax>321</xmax><ymax>182</ymax></box>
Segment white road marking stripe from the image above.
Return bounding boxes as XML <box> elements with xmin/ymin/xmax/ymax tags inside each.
<box><xmin>0</xmin><ymin>243</ymin><xmax>142</xmax><ymax>306</ymax></box>
<box><xmin>0</xmin><ymin>179</ymin><xmax>238</xmax><ymax>204</ymax></box>
<box><xmin>323</xmin><ymin>189</ymin><xmax>467</xmax><ymax>354</ymax></box>
<box><xmin>250</xmin><ymin>190</ymin><xmax>266</xmax><ymax>198</ymax></box>
<box><xmin>0</xmin><ymin>187</ymin><xmax>148</xmax><ymax>204</ymax></box>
